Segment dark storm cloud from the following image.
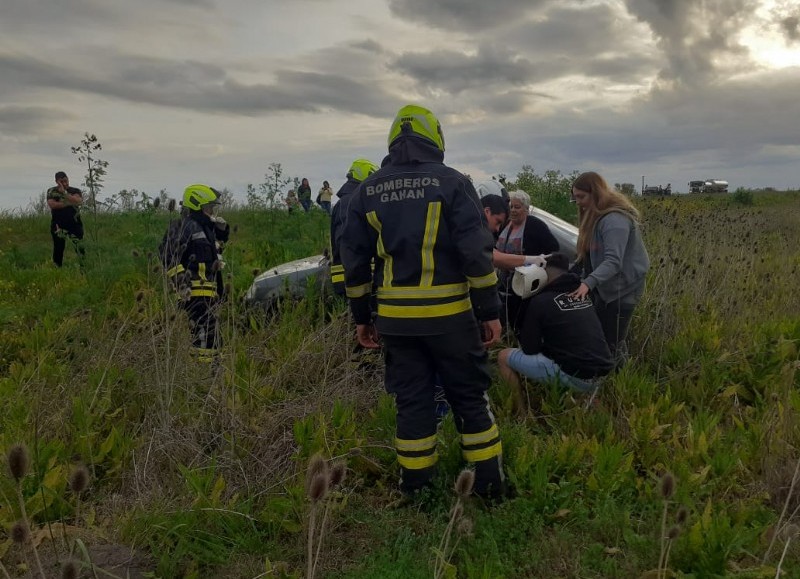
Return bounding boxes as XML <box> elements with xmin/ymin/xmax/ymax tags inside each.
<box><xmin>781</xmin><ymin>15</ymin><xmax>800</xmax><ymax>42</ymax></box>
<box><xmin>0</xmin><ymin>52</ymin><xmax>394</xmax><ymax>117</ymax></box>
<box><xmin>0</xmin><ymin>105</ymin><xmax>74</xmax><ymax>135</ymax></box>
<box><xmin>622</xmin><ymin>0</ymin><xmax>760</xmax><ymax>84</ymax></box>
<box><xmin>387</xmin><ymin>0</ymin><xmax>548</xmax><ymax>31</ymax></box>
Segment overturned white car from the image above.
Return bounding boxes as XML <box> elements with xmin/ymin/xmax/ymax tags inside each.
<box><xmin>245</xmin><ymin>204</ymin><xmax>578</xmax><ymax>310</ymax></box>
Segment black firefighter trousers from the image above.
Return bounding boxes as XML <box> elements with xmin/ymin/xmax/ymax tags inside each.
<box><xmin>382</xmin><ymin>326</ymin><xmax>504</xmax><ymax>497</ymax></box>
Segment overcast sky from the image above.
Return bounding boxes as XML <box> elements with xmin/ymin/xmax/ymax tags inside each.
<box><xmin>1</xmin><ymin>0</ymin><xmax>799</xmax><ymax>210</ymax></box>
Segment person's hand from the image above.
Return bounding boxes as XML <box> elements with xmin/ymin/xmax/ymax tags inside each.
<box><xmin>481</xmin><ymin>319</ymin><xmax>502</xmax><ymax>348</ymax></box>
<box><xmin>568</xmin><ymin>282</ymin><xmax>591</xmax><ymax>300</ymax></box>
<box><xmin>356</xmin><ymin>324</ymin><xmax>381</xmax><ymax>349</ymax></box>
<box><xmin>523</xmin><ymin>254</ymin><xmax>550</xmax><ymax>267</ymax></box>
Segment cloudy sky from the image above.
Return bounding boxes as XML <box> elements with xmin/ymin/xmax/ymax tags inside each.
<box><xmin>1</xmin><ymin>0</ymin><xmax>799</xmax><ymax>210</ymax></box>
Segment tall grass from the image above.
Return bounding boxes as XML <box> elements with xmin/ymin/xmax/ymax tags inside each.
<box><xmin>0</xmin><ymin>194</ymin><xmax>799</xmax><ymax>577</ymax></box>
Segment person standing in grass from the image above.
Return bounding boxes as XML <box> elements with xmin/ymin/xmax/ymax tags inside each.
<box><xmin>47</xmin><ymin>171</ymin><xmax>85</xmax><ymax>267</ymax></box>
<box><xmin>159</xmin><ymin>184</ymin><xmax>230</xmax><ymax>364</ymax></box>
<box><xmin>316</xmin><ymin>180</ymin><xmax>334</xmax><ymax>215</ymax></box>
<box><xmin>568</xmin><ymin>171</ymin><xmax>650</xmax><ymax>364</ymax></box>
<box><xmin>497</xmin><ymin>253</ymin><xmax>614</xmax><ymax>414</ymax></box>
<box><xmin>297</xmin><ymin>178</ymin><xmax>312</xmax><ymax>212</ymax></box>
<box><xmin>329</xmin><ymin>159</ymin><xmax>378</xmax><ymax>297</ymax></box>
<box><xmin>341</xmin><ymin>104</ymin><xmax>506</xmax><ymax>501</ymax></box>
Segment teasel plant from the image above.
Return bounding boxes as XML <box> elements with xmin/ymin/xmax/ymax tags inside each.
<box><xmin>6</xmin><ymin>444</ymin><xmax>46</xmax><ymax>578</ymax></box>
<box><xmin>304</xmin><ymin>454</ymin><xmax>349</xmax><ymax>579</ymax></box>
<box><xmin>434</xmin><ymin>469</ymin><xmax>475</xmax><ymax>579</ymax></box>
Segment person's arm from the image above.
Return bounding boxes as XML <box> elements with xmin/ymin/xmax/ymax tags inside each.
<box><xmin>583</xmin><ymin>214</ymin><xmax>631</xmax><ymax>292</ymax></box>
<box><xmin>46</xmin><ymin>187</ymin><xmax>67</xmax><ymax>209</ymax></box>
<box><xmin>523</xmin><ymin>216</ymin><xmax>559</xmax><ymax>256</ymax></box>
<box><xmin>66</xmin><ymin>188</ymin><xmax>83</xmax><ymax>206</ymax></box>
<box><xmin>492</xmin><ymin>249</ymin><xmax>548</xmax><ymax>270</ymax></box>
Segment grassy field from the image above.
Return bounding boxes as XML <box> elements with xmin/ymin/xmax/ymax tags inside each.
<box><xmin>0</xmin><ymin>192</ymin><xmax>799</xmax><ymax>578</ymax></box>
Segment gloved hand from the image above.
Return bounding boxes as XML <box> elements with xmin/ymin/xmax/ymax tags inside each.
<box><xmin>212</xmin><ymin>216</ymin><xmax>227</xmax><ymax>231</ymax></box>
<box><xmin>523</xmin><ymin>254</ymin><xmax>549</xmax><ymax>267</ymax></box>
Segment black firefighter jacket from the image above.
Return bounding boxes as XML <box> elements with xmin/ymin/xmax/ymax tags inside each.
<box><xmin>340</xmin><ymin>134</ymin><xmax>500</xmax><ymax>336</ymax></box>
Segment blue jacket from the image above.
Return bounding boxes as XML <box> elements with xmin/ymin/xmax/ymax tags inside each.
<box><xmin>341</xmin><ymin>133</ymin><xmax>500</xmax><ymax>335</ymax></box>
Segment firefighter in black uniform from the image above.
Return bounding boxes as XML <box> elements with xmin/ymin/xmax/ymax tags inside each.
<box><xmin>329</xmin><ymin>158</ymin><xmax>378</xmax><ymax>296</ymax></box>
<box><xmin>341</xmin><ymin>104</ymin><xmax>505</xmax><ymax>499</ymax></box>
<box><xmin>159</xmin><ymin>184</ymin><xmax>230</xmax><ymax>363</ymax></box>
<box><xmin>47</xmin><ymin>171</ymin><xmax>85</xmax><ymax>267</ymax></box>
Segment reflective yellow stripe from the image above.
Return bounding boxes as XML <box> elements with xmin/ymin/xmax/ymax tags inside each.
<box><xmin>199</xmin><ymin>262</ymin><xmax>207</xmax><ymax>279</ymax></box>
<box><xmin>190</xmin><ymin>289</ymin><xmax>217</xmax><ymax>297</ymax></box>
<box><xmin>395</xmin><ymin>434</ymin><xmax>437</xmax><ymax>452</ymax></box>
<box><xmin>166</xmin><ymin>264</ymin><xmax>185</xmax><ymax>277</ymax></box>
<box><xmin>346</xmin><ymin>283</ymin><xmax>372</xmax><ymax>298</ymax></box>
<box><xmin>463</xmin><ymin>442</ymin><xmax>502</xmax><ymax>462</ymax></box>
<box><xmin>462</xmin><ymin>424</ymin><xmax>500</xmax><ymax>446</ymax></box>
<box><xmin>378</xmin><ymin>282</ymin><xmax>468</xmax><ymax>300</ymax></box>
<box><xmin>397</xmin><ymin>452</ymin><xmax>439</xmax><ymax>470</ymax></box>
<box><xmin>467</xmin><ymin>271</ymin><xmax>498</xmax><ymax>289</ymax></box>
<box><xmin>191</xmin><ymin>280</ymin><xmax>216</xmax><ymax>288</ymax></box>
<box><xmin>330</xmin><ymin>264</ymin><xmax>345</xmax><ymax>274</ymax></box>
<box><xmin>331</xmin><ymin>273</ymin><xmax>345</xmax><ymax>283</ymax></box>
<box><xmin>378</xmin><ymin>298</ymin><xmax>471</xmax><ymax>318</ymax></box>
<box><xmin>367</xmin><ymin>211</ymin><xmax>393</xmax><ymax>286</ymax></box>
<box><xmin>420</xmin><ymin>202</ymin><xmax>441</xmax><ymax>286</ymax></box>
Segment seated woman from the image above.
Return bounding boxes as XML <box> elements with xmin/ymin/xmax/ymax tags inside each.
<box><xmin>497</xmin><ymin>253</ymin><xmax>614</xmax><ymax>414</ymax></box>
<box><xmin>494</xmin><ymin>190</ymin><xmax>559</xmax><ymax>332</ymax></box>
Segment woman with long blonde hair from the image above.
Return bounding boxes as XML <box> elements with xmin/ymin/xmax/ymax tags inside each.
<box><xmin>568</xmin><ymin>172</ymin><xmax>649</xmax><ymax>362</ymax></box>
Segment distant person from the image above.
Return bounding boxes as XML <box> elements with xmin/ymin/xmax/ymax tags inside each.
<box><xmin>46</xmin><ymin>171</ymin><xmax>85</xmax><ymax>267</ymax></box>
<box><xmin>159</xmin><ymin>184</ymin><xmax>230</xmax><ymax>364</ymax></box>
<box><xmin>568</xmin><ymin>171</ymin><xmax>650</xmax><ymax>363</ymax></box>
<box><xmin>498</xmin><ymin>253</ymin><xmax>614</xmax><ymax>413</ymax></box>
<box><xmin>329</xmin><ymin>159</ymin><xmax>378</xmax><ymax>296</ymax></box>
<box><xmin>286</xmin><ymin>189</ymin><xmax>300</xmax><ymax>213</ymax></box>
<box><xmin>317</xmin><ymin>180</ymin><xmax>334</xmax><ymax>215</ymax></box>
<box><xmin>341</xmin><ymin>104</ymin><xmax>505</xmax><ymax>501</ymax></box>
<box><xmin>495</xmin><ymin>190</ymin><xmax>559</xmax><ymax>332</ymax></box>
<box><xmin>297</xmin><ymin>178</ymin><xmax>312</xmax><ymax>212</ymax></box>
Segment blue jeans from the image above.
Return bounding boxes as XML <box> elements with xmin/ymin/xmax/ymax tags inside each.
<box><xmin>506</xmin><ymin>349</ymin><xmax>596</xmax><ymax>393</ymax></box>
<box><xmin>300</xmin><ymin>198</ymin><xmax>312</xmax><ymax>212</ymax></box>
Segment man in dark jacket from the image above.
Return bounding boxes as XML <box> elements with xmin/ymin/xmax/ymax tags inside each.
<box><xmin>159</xmin><ymin>184</ymin><xmax>230</xmax><ymax>363</ymax></box>
<box><xmin>329</xmin><ymin>158</ymin><xmax>378</xmax><ymax>296</ymax></box>
<box><xmin>47</xmin><ymin>171</ymin><xmax>85</xmax><ymax>267</ymax></box>
<box><xmin>341</xmin><ymin>104</ymin><xmax>505</xmax><ymax>499</ymax></box>
<box><xmin>498</xmin><ymin>253</ymin><xmax>614</xmax><ymax>412</ymax></box>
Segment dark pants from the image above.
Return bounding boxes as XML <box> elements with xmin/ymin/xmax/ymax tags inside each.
<box><xmin>383</xmin><ymin>327</ymin><xmax>504</xmax><ymax>496</ymax></box>
<box><xmin>593</xmin><ymin>297</ymin><xmax>635</xmax><ymax>358</ymax></box>
<box><xmin>319</xmin><ymin>201</ymin><xmax>331</xmax><ymax>215</ymax></box>
<box><xmin>299</xmin><ymin>198</ymin><xmax>312</xmax><ymax>212</ymax></box>
<box><xmin>185</xmin><ymin>296</ymin><xmax>219</xmax><ymax>362</ymax></box>
<box><xmin>51</xmin><ymin>220</ymin><xmax>85</xmax><ymax>267</ymax></box>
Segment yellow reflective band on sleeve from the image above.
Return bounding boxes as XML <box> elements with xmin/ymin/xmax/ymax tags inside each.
<box><xmin>367</xmin><ymin>211</ymin><xmax>393</xmax><ymax>286</ymax></box>
<box><xmin>462</xmin><ymin>442</ymin><xmax>502</xmax><ymax>463</ymax></box>
<box><xmin>378</xmin><ymin>298</ymin><xmax>471</xmax><ymax>318</ymax></box>
<box><xmin>466</xmin><ymin>271</ymin><xmax>499</xmax><ymax>289</ymax></box>
<box><xmin>397</xmin><ymin>452</ymin><xmax>439</xmax><ymax>470</ymax></box>
<box><xmin>395</xmin><ymin>434</ymin><xmax>437</xmax><ymax>452</ymax></box>
<box><xmin>377</xmin><ymin>282</ymin><xmax>468</xmax><ymax>300</ymax></box>
<box><xmin>420</xmin><ymin>202</ymin><xmax>441</xmax><ymax>287</ymax></box>
<box><xmin>330</xmin><ymin>264</ymin><xmax>345</xmax><ymax>274</ymax></box>
<box><xmin>190</xmin><ymin>289</ymin><xmax>217</xmax><ymax>298</ymax></box>
<box><xmin>461</xmin><ymin>424</ymin><xmax>500</xmax><ymax>446</ymax></box>
<box><xmin>166</xmin><ymin>264</ymin><xmax>185</xmax><ymax>277</ymax></box>
<box><xmin>199</xmin><ymin>262</ymin><xmax>207</xmax><ymax>279</ymax></box>
<box><xmin>345</xmin><ymin>283</ymin><xmax>372</xmax><ymax>298</ymax></box>
<box><xmin>331</xmin><ymin>273</ymin><xmax>345</xmax><ymax>284</ymax></box>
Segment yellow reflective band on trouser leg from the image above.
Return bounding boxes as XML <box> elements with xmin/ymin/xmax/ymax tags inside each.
<box><xmin>397</xmin><ymin>452</ymin><xmax>439</xmax><ymax>470</ymax></box>
<box><xmin>461</xmin><ymin>424</ymin><xmax>500</xmax><ymax>446</ymax></box>
<box><xmin>462</xmin><ymin>442</ymin><xmax>502</xmax><ymax>463</ymax></box>
<box><xmin>395</xmin><ymin>434</ymin><xmax>437</xmax><ymax>452</ymax></box>
<box><xmin>193</xmin><ymin>347</ymin><xmax>217</xmax><ymax>364</ymax></box>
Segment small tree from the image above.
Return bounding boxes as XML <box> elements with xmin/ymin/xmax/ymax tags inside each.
<box><xmin>71</xmin><ymin>133</ymin><xmax>109</xmax><ymax>211</ymax></box>
<box><xmin>246</xmin><ymin>162</ymin><xmax>295</xmax><ymax>209</ymax></box>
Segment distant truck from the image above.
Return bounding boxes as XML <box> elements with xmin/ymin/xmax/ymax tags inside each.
<box><xmin>689</xmin><ymin>179</ymin><xmax>729</xmax><ymax>193</ymax></box>
<box><xmin>643</xmin><ymin>183</ymin><xmax>672</xmax><ymax>196</ymax></box>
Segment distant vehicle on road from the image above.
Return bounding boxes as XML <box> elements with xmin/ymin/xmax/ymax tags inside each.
<box><xmin>688</xmin><ymin>179</ymin><xmax>729</xmax><ymax>193</ymax></box>
<box><xmin>643</xmin><ymin>183</ymin><xmax>672</xmax><ymax>196</ymax></box>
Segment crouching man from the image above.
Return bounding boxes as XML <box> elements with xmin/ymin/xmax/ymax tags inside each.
<box><xmin>498</xmin><ymin>253</ymin><xmax>614</xmax><ymax>414</ymax></box>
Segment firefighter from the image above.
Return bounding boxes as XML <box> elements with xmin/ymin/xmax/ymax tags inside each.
<box><xmin>341</xmin><ymin>104</ymin><xmax>505</xmax><ymax>500</ymax></box>
<box><xmin>329</xmin><ymin>158</ymin><xmax>378</xmax><ymax>296</ymax></box>
<box><xmin>159</xmin><ymin>184</ymin><xmax>230</xmax><ymax>363</ymax></box>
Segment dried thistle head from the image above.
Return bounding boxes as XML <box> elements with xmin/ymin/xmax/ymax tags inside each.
<box><xmin>252</xmin><ymin>268</ymin><xmax>260</xmax><ymax>278</ymax></box>
<box><xmin>676</xmin><ymin>506</ymin><xmax>689</xmax><ymax>526</ymax></box>
<box><xmin>152</xmin><ymin>198</ymin><xmax>161</xmax><ymax>209</ymax></box>
<box><xmin>782</xmin><ymin>523</ymin><xmax>800</xmax><ymax>540</ymax></box>
<box><xmin>306</xmin><ymin>454</ymin><xmax>329</xmax><ymax>491</ymax></box>
<box><xmin>456</xmin><ymin>517</ymin><xmax>474</xmax><ymax>537</ymax></box>
<box><xmin>167</xmin><ymin>199</ymin><xmax>177</xmax><ymax>212</ymax></box>
<box><xmin>455</xmin><ymin>469</ymin><xmax>475</xmax><ymax>498</ymax></box>
<box><xmin>135</xmin><ymin>290</ymin><xmax>145</xmax><ymax>302</ymax></box>
<box><xmin>667</xmin><ymin>526</ymin><xmax>681</xmax><ymax>540</ymax></box>
<box><xmin>659</xmin><ymin>472</ymin><xmax>675</xmax><ymax>500</ymax></box>
<box><xmin>11</xmin><ymin>520</ymin><xmax>29</xmax><ymax>543</ymax></box>
<box><xmin>61</xmin><ymin>559</ymin><xmax>79</xmax><ymax>579</ymax></box>
<box><xmin>69</xmin><ymin>465</ymin><xmax>90</xmax><ymax>495</ymax></box>
<box><xmin>348</xmin><ymin>447</ymin><xmax>363</xmax><ymax>457</ymax></box>
<box><xmin>308</xmin><ymin>473</ymin><xmax>329</xmax><ymax>503</ymax></box>
<box><xmin>131</xmin><ymin>249</ymin><xmax>141</xmax><ymax>258</ymax></box>
<box><xmin>329</xmin><ymin>461</ymin><xmax>347</xmax><ymax>488</ymax></box>
<box><xmin>7</xmin><ymin>443</ymin><xmax>30</xmax><ymax>481</ymax></box>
